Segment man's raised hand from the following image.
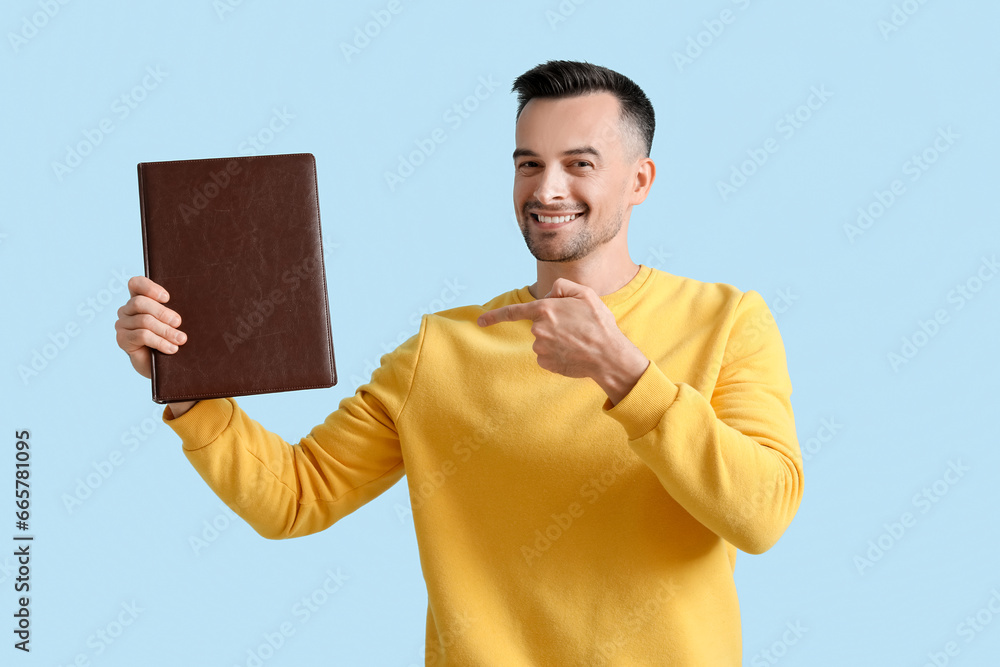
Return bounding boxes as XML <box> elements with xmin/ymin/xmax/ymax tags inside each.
<box><xmin>114</xmin><ymin>276</ymin><xmax>187</xmax><ymax>380</ymax></box>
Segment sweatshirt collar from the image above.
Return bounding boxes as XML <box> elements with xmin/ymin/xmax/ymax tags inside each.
<box><xmin>514</xmin><ymin>264</ymin><xmax>652</xmax><ymax>310</ymax></box>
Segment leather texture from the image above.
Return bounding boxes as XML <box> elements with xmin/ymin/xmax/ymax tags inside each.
<box><xmin>137</xmin><ymin>153</ymin><xmax>337</xmax><ymax>403</ymax></box>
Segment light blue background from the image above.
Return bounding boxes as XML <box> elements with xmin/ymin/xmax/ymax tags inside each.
<box><xmin>2</xmin><ymin>1</ymin><xmax>999</xmax><ymax>665</ymax></box>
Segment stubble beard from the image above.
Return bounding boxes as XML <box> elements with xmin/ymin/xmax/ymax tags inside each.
<box><xmin>518</xmin><ymin>202</ymin><xmax>625</xmax><ymax>263</ymax></box>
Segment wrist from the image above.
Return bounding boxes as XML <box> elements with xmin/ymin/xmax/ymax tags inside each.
<box><xmin>594</xmin><ymin>342</ymin><xmax>649</xmax><ymax>407</ymax></box>
<box><xmin>167</xmin><ymin>400</ymin><xmax>198</xmax><ymax>419</ymax></box>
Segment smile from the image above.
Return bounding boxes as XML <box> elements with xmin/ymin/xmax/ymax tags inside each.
<box><xmin>531</xmin><ymin>212</ymin><xmax>584</xmax><ymax>225</ymax></box>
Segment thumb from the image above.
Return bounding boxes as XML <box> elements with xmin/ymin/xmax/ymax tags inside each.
<box><xmin>544</xmin><ymin>277</ymin><xmax>587</xmax><ymax>300</ymax></box>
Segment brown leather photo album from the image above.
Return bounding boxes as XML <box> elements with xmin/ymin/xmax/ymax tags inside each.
<box><xmin>137</xmin><ymin>153</ymin><xmax>337</xmax><ymax>404</ymax></box>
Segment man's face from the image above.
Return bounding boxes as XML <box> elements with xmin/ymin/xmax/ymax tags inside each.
<box><xmin>512</xmin><ymin>91</ymin><xmax>639</xmax><ymax>263</ymax></box>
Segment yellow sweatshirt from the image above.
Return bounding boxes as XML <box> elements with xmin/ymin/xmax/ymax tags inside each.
<box><xmin>162</xmin><ymin>264</ymin><xmax>803</xmax><ymax>665</ymax></box>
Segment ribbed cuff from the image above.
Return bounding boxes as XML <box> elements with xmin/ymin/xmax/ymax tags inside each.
<box><xmin>603</xmin><ymin>362</ymin><xmax>680</xmax><ymax>441</ymax></box>
<box><xmin>160</xmin><ymin>397</ymin><xmax>236</xmax><ymax>451</ymax></box>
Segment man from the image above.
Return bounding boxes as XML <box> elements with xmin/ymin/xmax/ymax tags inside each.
<box><xmin>115</xmin><ymin>60</ymin><xmax>803</xmax><ymax>665</ymax></box>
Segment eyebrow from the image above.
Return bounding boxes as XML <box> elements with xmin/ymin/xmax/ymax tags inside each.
<box><xmin>512</xmin><ymin>146</ymin><xmax>602</xmax><ymax>161</ymax></box>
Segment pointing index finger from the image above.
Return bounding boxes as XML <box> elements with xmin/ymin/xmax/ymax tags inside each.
<box><xmin>477</xmin><ymin>303</ymin><xmax>538</xmax><ymax>327</ymax></box>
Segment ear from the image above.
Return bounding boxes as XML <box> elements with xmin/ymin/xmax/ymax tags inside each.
<box><xmin>628</xmin><ymin>157</ymin><xmax>656</xmax><ymax>206</ymax></box>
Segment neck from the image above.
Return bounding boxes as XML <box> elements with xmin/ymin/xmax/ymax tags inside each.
<box><xmin>529</xmin><ymin>253</ymin><xmax>641</xmax><ymax>299</ymax></box>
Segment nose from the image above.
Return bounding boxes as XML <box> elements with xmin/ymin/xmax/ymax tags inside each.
<box><xmin>533</xmin><ymin>165</ymin><xmax>569</xmax><ymax>204</ymax></box>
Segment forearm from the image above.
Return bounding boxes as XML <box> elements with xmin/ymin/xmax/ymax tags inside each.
<box><xmin>164</xmin><ymin>396</ymin><xmax>406</xmax><ymax>540</ymax></box>
<box><xmin>606</xmin><ymin>363</ymin><xmax>803</xmax><ymax>554</ymax></box>
<box><xmin>168</xmin><ymin>398</ymin><xmax>307</xmax><ymax>538</ymax></box>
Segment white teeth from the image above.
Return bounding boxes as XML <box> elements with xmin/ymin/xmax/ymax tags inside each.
<box><xmin>537</xmin><ymin>213</ymin><xmax>580</xmax><ymax>224</ymax></box>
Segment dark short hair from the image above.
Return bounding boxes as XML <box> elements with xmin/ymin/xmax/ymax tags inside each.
<box><xmin>511</xmin><ymin>60</ymin><xmax>655</xmax><ymax>160</ymax></box>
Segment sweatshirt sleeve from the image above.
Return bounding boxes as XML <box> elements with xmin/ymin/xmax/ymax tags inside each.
<box><xmin>603</xmin><ymin>289</ymin><xmax>803</xmax><ymax>555</ymax></box>
<box><xmin>160</xmin><ymin>322</ymin><xmax>426</xmax><ymax>540</ymax></box>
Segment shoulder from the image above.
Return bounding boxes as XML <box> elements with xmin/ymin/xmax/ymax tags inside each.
<box><xmin>643</xmin><ymin>266</ymin><xmax>749</xmax><ymax>316</ymax></box>
<box><xmin>411</xmin><ymin>287</ymin><xmax>521</xmax><ymax>339</ymax></box>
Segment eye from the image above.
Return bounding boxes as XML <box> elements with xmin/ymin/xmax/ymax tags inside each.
<box><xmin>517</xmin><ymin>161</ymin><xmax>540</xmax><ymax>171</ymax></box>
<box><xmin>573</xmin><ymin>161</ymin><xmax>593</xmax><ymax>168</ymax></box>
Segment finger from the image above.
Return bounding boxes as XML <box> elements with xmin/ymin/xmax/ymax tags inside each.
<box><xmin>127</xmin><ymin>275</ymin><xmax>170</xmax><ymax>302</ymax></box>
<box><xmin>115</xmin><ymin>311</ymin><xmax>187</xmax><ymax>349</ymax></box>
<box><xmin>544</xmin><ymin>277</ymin><xmax>587</xmax><ymax>299</ymax></box>
<box><xmin>118</xmin><ymin>294</ymin><xmax>182</xmax><ymax>327</ymax></box>
<box><xmin>118</xmin><ymin>324</ymin><xmax>182</xmax><ymax>355</ymax></box>
<box><xmin>478</xmin><ymin>303</ymin><xmax>537</xmax><ymax>326</ymax></box>
<box><xmin>135</xmin><ymin>312</ymin><xmax>187</xmax><ymax>344</ymax></box>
